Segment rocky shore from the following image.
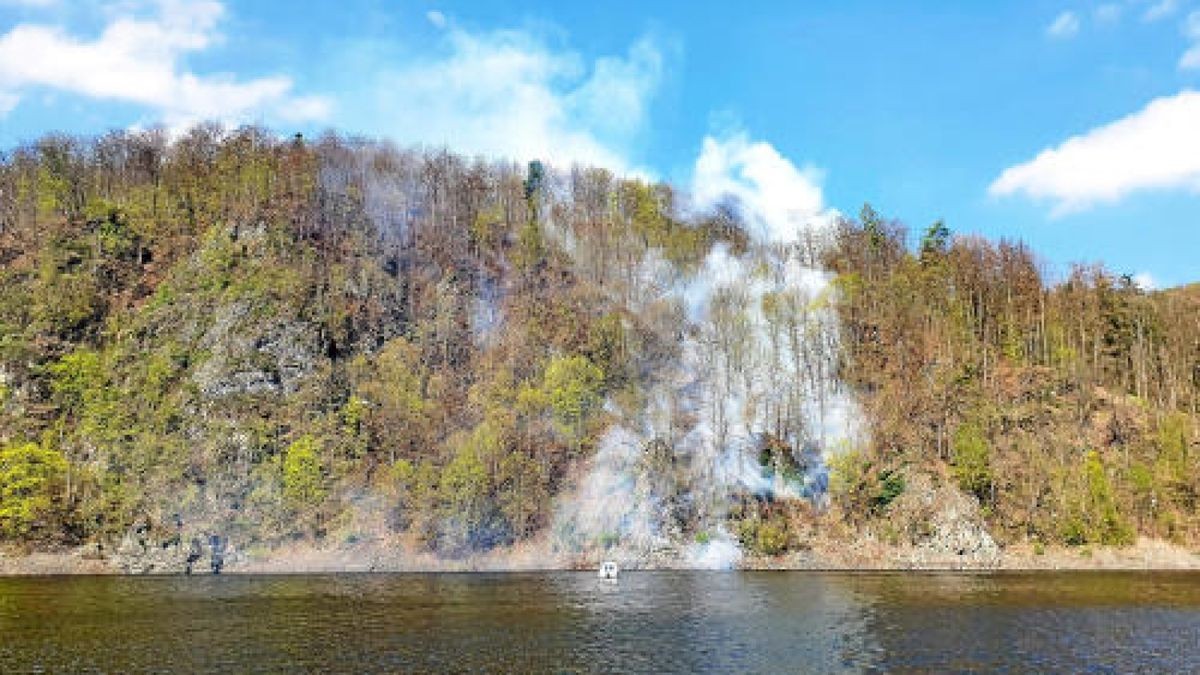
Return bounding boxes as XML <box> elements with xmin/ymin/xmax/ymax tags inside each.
<box><xmin>4</xmin><ymin>537</ymin><xmax>1197</xmax><ymax>576</ymax></box>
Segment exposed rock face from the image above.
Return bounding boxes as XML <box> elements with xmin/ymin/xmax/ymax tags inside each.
<box><xmin>112</xmin><ymin>525</ymin><xmax>188</xmax><ymax>574</ymax></box>
<box><xmin>111</xmin><ymin>525</ymin><xmax>242</xmax><ymax>575</ymax></box>
<box><xmin>887</xmin><ymin>473</ymin><xmax>1001</xmax><ymax>566</ymax></box>
<box><xmin>191</xmin><ymin>302</ymin><xmax>320</xmax><ymax>400</ymax></box>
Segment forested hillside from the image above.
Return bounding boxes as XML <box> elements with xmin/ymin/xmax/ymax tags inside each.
<box><xmin>0</xmin><ymin>126</ymin><xmax>1196</xmax><ymax>567</ymax></box>
<box><xmin>826</xmin><ymin>213</ymin><xmax>1200</xmax><ymax>548</ymax></box>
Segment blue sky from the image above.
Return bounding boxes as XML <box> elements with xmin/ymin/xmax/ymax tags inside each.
<box><xmin>2</xmin><ymin>1</ymin><xmax>1198</xmax><ymax>287</ymax></box>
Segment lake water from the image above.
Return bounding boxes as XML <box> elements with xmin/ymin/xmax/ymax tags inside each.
<box><xmin>2</xmin><ymin>571</ymin><xmax>1199</xmax><ymax>673</ymax></box>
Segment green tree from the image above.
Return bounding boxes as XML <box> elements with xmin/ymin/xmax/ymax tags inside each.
<box><xmin>860</xmin><ymin>203</ymin><xmax>884</xmax><ymax>244</ymax></box>
<box><xmin>1157</xmin><ymin>413</ymin><xmax>1192</xmax><ymax>480</ymax></box>
<box><xmin>438</xmin><ymin>428</ymin><xmax>499</xmax><ymax>552</ymax></box>
<box><xmin>1081</xmin><ymin>450</ymin><xmax>1133</xmax><ymax>546</ymax></box>
<box><xmin>516</xmin><ymin>160</ymin><xmax>548</xmax><ymax>275</ymax></box>
<box><xmin>354</xmin><ymin>339</ymin><xmax>429</xmax><ymax>464</ymax></box>
<box><xmin>952</xmin><ymin>422</ymin><xmax>992</xmax><ymax>503</ymax></box>
<box><xmin>919</xmin><ymin>220</ymin><xmax>950</xmax><ymax>264</ymax></box>
<box><xmin>283</xmin><ymin>436</ymin><xmax>326</xmax><ymax>513</ymax></box>
<box><xmin>541</xmin><ymin>355</ymin><xmax>605</xmax><ymax>443</ymax></box>
<box><xmin>48</xmin><ymin>349</ymin><xmax>104</xmax><ymax>414</ymax></box>
<box><xmin>0</xmin><ymin>443</ymin><xmax>68</xmax><ymax>539</ymax></box>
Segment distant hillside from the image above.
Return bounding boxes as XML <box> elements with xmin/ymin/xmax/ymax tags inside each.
<box><xmin>1162</xmin><ymin>282</ymin><xmax>1200</xmax><ymax>300</ymax></box>
<box><xmin>0</xmin><ymin>127</ymin><xmax>1196</xmax><ymax>569</ymax></box>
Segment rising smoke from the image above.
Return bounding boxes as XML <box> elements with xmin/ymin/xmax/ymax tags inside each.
<box><xmin>556</xmin><ymin>132</ymin><xmax>865</xmax><ymax>568</ymax></box>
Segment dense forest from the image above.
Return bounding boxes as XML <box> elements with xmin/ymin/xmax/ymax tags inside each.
<box><xmin>0</xmin><ymin>126</ymin><xmax>1196</xmax><ymax>566</ymax></box>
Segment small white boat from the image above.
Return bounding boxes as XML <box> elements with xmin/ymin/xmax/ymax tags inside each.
<box><xmin>598</xmin><ymin>561</ymin><xmax>619</xmax><ymax>579</ymax></box>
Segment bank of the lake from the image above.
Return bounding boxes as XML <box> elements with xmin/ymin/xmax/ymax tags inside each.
<box><xmin>3</xmin><ymin>537</ymin><xmax>1198</xmax><ymax>576</ymax></box>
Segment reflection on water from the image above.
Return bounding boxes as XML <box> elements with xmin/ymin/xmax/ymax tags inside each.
<box><xmin>2</xmin><ymin>571</ymin><xmax>1199</xmax><ymax>673</ymax></box>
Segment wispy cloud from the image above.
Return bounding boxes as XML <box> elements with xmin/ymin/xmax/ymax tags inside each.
<box><xmin>0</xmin><ymin>0</ymin><xmax>59</xmax><ymax>7</ymax></box>
<box><xmin>1144</xmin><ymin>0</ymin><xmax>1181</xmax><ymax>22</ymax></box>
<box><xmin>425</xmin><ymin>10</ymin><xmax>447</xmax><ymax>29</ymax></box>
<box><xmin>1180</xmin><ymin>10</ymin><xmax>1200</xmax><ymax>68</ymax></box>
<box><xmin>990</xmin><ymin>90</ymin><xmax>1200</xmax><ymax>214</ymax></box>
<box><xmin>356</xmin><ymin>19</ymin><xmax>667</xmax><ymax>174</ymax></box>
<box><xmin>1047</xmin><ymin>11</ymin><xmax>1081</xmax><ymax>38</ymax></box>
<box><xmin>0</xmin><ymin>0</ymin><xmax>330</xmax><ymax>129</ymax></box>
<box><xmin>1095</xmin><ymin>3</ymin><xmax>1122</xmax><ymax>23</ymax></box>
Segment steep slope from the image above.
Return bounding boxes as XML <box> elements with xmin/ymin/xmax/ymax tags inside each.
<box><xmin>0</xmin><ymin>128</ymin><xmax>1197</xmax><ymax>571</ymax></box>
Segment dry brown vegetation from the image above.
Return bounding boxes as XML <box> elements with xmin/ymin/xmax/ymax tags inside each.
<box><xmin>0</xmin><ymin>129</ymin><xmax>1196</xmax><ymax>563</ymax></box>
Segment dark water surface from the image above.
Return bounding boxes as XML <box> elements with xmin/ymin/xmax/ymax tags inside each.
<box><xmin>2</xmin><ymin>571</ymin><xmax>1200</xmax><ymax>673</ymax></box>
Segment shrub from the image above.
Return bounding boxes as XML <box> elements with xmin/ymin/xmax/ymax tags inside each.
<box><xmin>283</xmin><ymin>436</ymin><xmax>326</xmax><ymax>513</ymax></box>
<box><xmin>871</xmin><ymin>470</ymin><xmax>906</xmax><ymax>512</ymax></box>
<box><xmin>0</xmin><ymin>443</ymin><xmax>68</xmax><ymax>539</ymax></box>
<box><xmin>952</xmin><ymin>422</ymin><xmax>992</xmax><ymax>502</ymax></box>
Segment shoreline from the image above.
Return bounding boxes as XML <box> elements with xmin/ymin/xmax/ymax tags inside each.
<box><xmin>3</xmin><ymin>538</ymin><xmax>1197</xmax><ymax>576</ymax></box>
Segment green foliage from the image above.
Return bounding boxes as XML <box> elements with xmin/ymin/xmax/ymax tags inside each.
<box><xmin>469</xmin><ymin>206</ymin><xmax>506</xmax><ymax>251</ymax></box>
<box><xmin>516</xmin><ymin>160</ymin><xmax>548</xmax><ymax>274</ymax></box>
<box><xmin>620</xmin><ymin>181</ymin><xmax>708</xmax><ymax>266</ymax></box>
<box><xmin>436</xmin><ymin>424</ymin><xmax>509</xmax><ymax>552</ymax></box>
<box><xmin>283</xmin><ymin>436</ymin><xmax>326</xmax><ymax>513</ymax></box>
<box><xmin>32</xmin><ymin>249</ymin><xmax>101</xmax><ymax>337</ymax></box>
<box><xmin>860</xmin><ymin>203</ymin><xmax>885</xmax><ymax>246</ymax></box>
<box><xmin>0</xmin><ymin>443</ymin><xmax>68</xmax><ymax>539</ymax></box>
<box><xmin>737</xmin><ymin>514</ymin><xmax>791</xmax><ymax>556</ymax></box>
<box><xmin>47</xmin><ymin>348</ymin><xmax>126</xmax><ymax>445</ymax></box>
<box><xmin>523</xmin><ymin>160</ymin><xmax>545</xmax><ymax>201</ymax></box>
<box><xmin>48</xmin><ymin>349</ymin><xmax>105</xmax><ymax>413</ymax></box>
<box><xmin>757</xmin><ymin>436</ymin><xmax>804</xmax><ymax>484</ymax></box>
<box><xmin>828</xmin><ymin>450</ymin><xmax>869</xmax><ymax>506</ymax></box>
<box><xmin>1157</xmin><ymin>412</ymin><xmax>1192</xmax><ymax>476</ymax></box>
<box><xmin>440</xmin><ymin>436</ymin><xmax>489</xmax><ymax>517</ymax></box>
<box><xmin>1061</xmin><ymin>451</ymin><xmax>1134</xmax><ymax>546</ymax></box>
<box><xmin>338</xmin><ymin>395</ymin><xmax>369</xmax><ymax>458</ymax></box>
<box><xmin>871</xmin><ymin>470</ymin><xmax>906</xmax><ymax>512</ymax></box>
<box><xmin>828</xmin><ymin>451</ymin><xmax>908</xmax><ymax>519</ymax></box>
<box><xmin>354</xmin><ymin>339</ymin><xmax>429</xmax><ymax>461</ymax></box>
<box><xmin>952</xmin><ymin>423</ymin><xmax>992</xmax><ymax>503</ymax></box>
<box><xmin>918</xmin><ymin>220</ymin><xmax>950</xmax><ymax>264</ymax></box>
<box><xmin>585</xmin><ymin>313</ymin><xmax>629</xmax><ymax>387</ymax></box>
<box><xmin>540</xmin><ymin>354</ymin><xmax>605</xmax><ymax>442</ymax></box>
<box><xmin>515</xmin><ymin>218</ymin><xmax>546</xmax><ymax>274</ymax></box>
<box><xmin>1081</xmin><ymin>450</ymin><xmax>1133</xmax><ymax>546</ymax></box>
<box><xmin>496</xmin><ymin>450</ymin><xmax>547</xmax><ymax>539</ymax></box>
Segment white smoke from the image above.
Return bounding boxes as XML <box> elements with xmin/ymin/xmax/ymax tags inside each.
<box><xmin>684</xmin><ymin>530</ymin><xmax>744</xmax><ymax>569</ymax></box>
<box><xmin>692</xmin><ymin>133</ymin><xmax>834</xmax><ymax>243</ymax></box>
<box><xmin>553</xmin><ymin>426</ymin><xmax>669</xmax><ymax>561</ymax></box>
<box><xmin>556</xmin><ymin>132</ymin><xmax>864</xmax><ymax>565</ymax></box>
<box><xmin>681</xmin><ymin>132</ymin><xmax>860</xmax><ymax>500</ymax></box>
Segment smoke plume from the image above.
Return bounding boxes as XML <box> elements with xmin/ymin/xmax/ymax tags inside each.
<box><xmin>556</xmin><ymin>132</ymin><xmax>864</xmax><ymax>567</ymax></box>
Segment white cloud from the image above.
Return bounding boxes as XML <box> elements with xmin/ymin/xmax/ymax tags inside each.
<box><xmin>691</xmin><ymin>133</ymin><xmax>832</xmax><ymax>243</ymax></box>
<box><xmin>1144</xmin><ymin>0</ymin><xmax>1180</xmax><ymax>22</ymax></box>
<box><xmin>1133</xmin><ymin>271</ymin><xmax>1158</xmax><ymax>290</ymax></box>
<box><xmin>364</xmin><ymin>24</ymin><xmax>665</xmax><ymax>174</ymax></box>
<box><xmin>0</xmin><ymin>0</ymin><xmax>59</xmax><ymax>7</ymax></box>
<box><xmin>426</xmin><ymin>10</ymin><xmax>446</xmax><ymax>29</ymax></box>
<box><xmin>1047</xmin><ymin>11</ymin><xmax>1081</xmax><ymax>38</ymax></box>
<box><xmin>989</xmin><ymin>90</ymin><xmax>1200</xmax><ymax>214</ymax></box>
<box><xmin>1095</xmin><ymin>3</ymin><xmax>1122</xmax><ymax>23</ymax></box>
<box><xmin>1180</xmin><ymin>10</ymin><xmax>1200</xmax><ymax>68</ymax></box>
<box><xmin>1188</xmin><ymin>9</ymin><xmax>1200</xmax><ymax>38</ymax></box>
<box><xmin>0</xmin><ymin>0</ymin><xmax>330</xmax><ymax>128</ymax></box>
<box><xmin>1184</xmin><ymin>47</ymin><xmax>1200</xmax><ymax>68</ymax></box>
